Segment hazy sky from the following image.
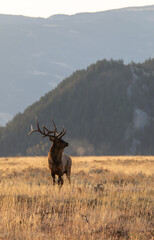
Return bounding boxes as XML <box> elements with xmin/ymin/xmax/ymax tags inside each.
<box><xmin>0</xmin><ymin>0</ymin><xmax>154</xmax><ymax>18</ymax></box>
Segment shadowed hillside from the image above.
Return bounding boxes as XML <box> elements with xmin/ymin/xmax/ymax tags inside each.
<box><xmin>0</xmin><ymin>59</ymin><xmax>154</xmax><ymax>156</ymax></box>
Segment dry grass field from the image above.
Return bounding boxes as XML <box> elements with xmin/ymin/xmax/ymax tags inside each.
<box><xmin>0</xmin><ymin>156</ymin><xmax>153</xmax><ymax>240</ymax></box>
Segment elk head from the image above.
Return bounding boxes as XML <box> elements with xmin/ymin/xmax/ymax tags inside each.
<box><xmin>28</xmin><ymin>117</ymin><xmax>68</xmax><ymax>149</ymax></box>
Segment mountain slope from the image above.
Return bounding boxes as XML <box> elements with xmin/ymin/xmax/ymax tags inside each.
<box><xmin>0</xmin><ymin>6</ymin><xmax>154</xmax><ymax>125</ymax></box>
<box><xmin>0</xmin><ymin>59</ymin><xmax>154</xmax><ymax>156</ymax></box>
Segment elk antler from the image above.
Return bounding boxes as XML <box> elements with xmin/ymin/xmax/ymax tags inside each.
<box><xmin>57</xmin><ymin>128</ymin><xmax>66</xmax><ymax>138</ymax></box>
<box><xmin>43</xmin><ymin>119</ymin><xmax>66</xmax><ymax>138</ymax></box>
<box><xmin>52</xmin><ymin>120</ymin><xmax>66</xmax><ymax>138</ymax></box>
<box><xmin>28</xmin><ymin>117</ymin><xmax>55</xmax><ymax>140</ymax></box>
<box><xmin>42</xmin><ymin>120</ymin><xmax>58</xmax><ymax>137</ymax></box>
<box><xmin>28</xmin><ymin>117</ymin><xmax>66</xmax><ymax>139</ymax></box>
<box><xmin>52</xmin><ymin>120</ymin><xmax>58</xmax><ymax>135</ymax></box>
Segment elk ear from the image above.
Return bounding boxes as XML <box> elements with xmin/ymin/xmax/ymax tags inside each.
<box><xmin>49</xmin><ymin>136</ymin><xmax>54</xmax><ymax>142</ymax></box>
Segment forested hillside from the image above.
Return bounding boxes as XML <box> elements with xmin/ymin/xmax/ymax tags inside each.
<box><xmin>0</xmin><ymin>59</ymin><xmax>154</xmax><ymax>156</ymax></box>
<box><xmin>1</xmin><ymin>5</ymin><xmax>154</xmax><ymax>125</ymax></box>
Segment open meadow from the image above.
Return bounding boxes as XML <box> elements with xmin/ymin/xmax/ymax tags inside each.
<box><xmin>0</xmin><ymin>156</ymin><xmax>153</xmax><ymax>240</ymax></box>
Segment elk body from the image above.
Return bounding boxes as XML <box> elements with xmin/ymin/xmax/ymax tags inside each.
<box><xmin>28</xmin><ymin>118</ymin><xmax>72</xmax><ymax>186</ymax></box>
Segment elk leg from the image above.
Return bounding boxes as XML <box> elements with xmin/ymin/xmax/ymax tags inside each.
<box><xmin>51</xmin><ymin>173</ymin><xmax>55</xmax><ymax>185</ymax></box>
<box><xmin>66</xmin><ymin>170</ymin><xmax>71</xmax><ymax>184</ymax></box>
<box><xmin>68</xmin><ymin>176</ymin><xmax>71</xmax><ymax>184</ymax></box>
<box><xmin>58</xmin><ymin>176</ymin><xmax>64</xmax><ymax>186</ymax></box>
<box><xmin>61</xmin><ymin>177</ymin><xmax>64</xmax><ymax>186</ymax></box>
<box><xmin>66</xmin><ymin>173</ymin><xmax>71</xmax><ymax>184</ymax></box>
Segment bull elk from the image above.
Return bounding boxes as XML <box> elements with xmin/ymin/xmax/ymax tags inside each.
<box><xmin>28</xmin><ymin>117</ymin><xmax>72</xmax><ymax>186</ymax></box>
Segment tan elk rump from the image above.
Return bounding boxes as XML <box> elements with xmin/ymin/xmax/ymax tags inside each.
<box><xmin>28</xmin><ymin>117</ymin><xmax>72</xmax><ymax>186</ymax></box>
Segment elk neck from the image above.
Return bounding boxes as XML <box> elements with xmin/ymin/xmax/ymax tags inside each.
<box><xmin>49</xmin><ymin>143</ymin><xmax>64</xmax><ymax>164</ymax></box>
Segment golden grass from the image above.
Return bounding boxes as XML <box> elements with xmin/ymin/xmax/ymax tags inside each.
<box><xmin>0</xmin><ymin>156</ymin><xmax>153</xmax><ymax>240</ymax></box>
